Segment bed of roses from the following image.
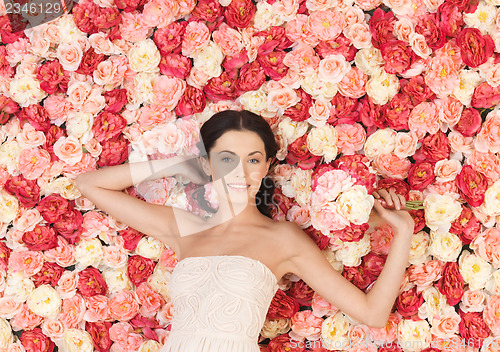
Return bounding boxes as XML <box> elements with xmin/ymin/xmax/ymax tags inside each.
<box><xmin>1</xmin><ymin>0</ymin><xmax>500</xmax><ymax>351</ymax></box>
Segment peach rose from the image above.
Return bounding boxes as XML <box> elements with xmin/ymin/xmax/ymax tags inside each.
<box><xmin>434</xmin><ymin>159</ymin><xmax>462</xmax><ymax>183</ymax></box>
<box><xmin>283</xmin><ymin>44</ymin><xmax>320</xmax><ymax>76</ymax></box>
<box><xmin>84</xmin><ymin>295</ymin><xmax>111</xmax><ymax>322</ymax></box>
<box><xmin>66</xmin><ymin>81</ymin><xmax>91</xmax><ymax>109</ymax></box>
<box><xmin>119</xmin><ymin>11</ymin><xmax>152</xmax><ymax>43</ymax></box>
<box><xmin>8</xmin><ymin>250</ymin><xmax>44</xmax><ymax>277</ymax></box>
<box><xmin>319</xmin><ymin>55</ymin><xmax>350</xmax><ymax>84</ymax></box>
<box><xmin>56</xmin><ymin>42</ymin><xmax>83</xmax><ymax>72</ymax></box>
<box><xmin>82</xmin><ymin>138</ymin><xmax>102</xmax><ymax>159</ymax></box>
<box><xmin>44</xmin><ymin>237</ymin><xmax>76</xmax><ymax>268</ymax></box>
<box><xmin>89</xmin><ymin>33</ymin><xmax>117</xmax><ymax>55</ymax></box>
<box><xmin>267</xmin><ymin>88</ymin><xmax>300</xmax><ymax>114</ymax></box>
<box><xmin>370</xmin><ymin>224</ymin><xmax>394</xmax><ymax>255</ymax></box>
<box><xmin>338</xmin><ymin>67</ymin><xmax>367</xmax><ymax>99</ymax></box>
<box><xmin>475</xmin><ymin>112</ymin><xmax>500</xmax><ymax>154</ymax></box>
<box><xmin>356</xmin><ymin>0</ymin><xmax>383</xmax><ymax>10</ymax></box>
<box><xmin>0</xmin><ymin>297</ymin><xmax>23</xmax><ymax>319</ymax></box>
<box><xmin>368</xmin><ymin>312</ymin><xmax>400</xmax><ymax>343</ymax></box>
<box><xmin>335</xmin><ymin>123</ymin><xmax>366</xmax><ymax>155</ymax></box>
<box><xmin>13</xmin><ymin>208</ymin><xmax>42</xmax><ymax>232</ymax></box>
<box><xmin>394</xmin><ymin>19</ymin><xmax>414</xmax><ymax>42</ymax></box>
<box><xmin>408</xmin><ymin>102</ymin><xmax>440</xmax><ymax>139</ymax></box>
<box><xmin>430</xmin><ymin>308</ymin><xmax>461</xmax><ymax>338</ymax></box>
<box><xmin>470</xmin><ymin>228</ymin><xmax>500</xmax><ymax>269</ymax></box>
<box><xmin>9</xmin><ymin>304</ymin><xmax>43</xmax><ymax>331</ymax></box>
<box><xmin>424</xmin><ymin>56</ymin><xmax>460</xmax><ymax>99</ymax></box>
<box><xmin>308</xmin><ymin>99</ymin><xmax>332</xmax><ymax>127</ymax></box>
<box><xmin>182</xmin><ymin>21</ymin><xmax>210</xmax><ymax>57</ymax></box>
<box><xmin>53</xmin><ymin>136</ymin><xmax>83</xmax><ymax>166</ymax></box>
<box><xmin>459</xmin><ymin>289</ymin><xmax>486</xmax><ymax>313</ymax></box>
<box><xmin>448</xmin><ymin>131</ymin><xmax>474</xmax><ymax>157</ymax></box>
<box><xmin>135</xmin><ymin>282</ymin><xmax>165</xmax><ymax>318</ymax></box>
<box><xmin>311</xmin><ymin>292</ymin><xmax>338</xmax><ymax>318</ymax></box>
<box><xmin>483</xmin><ymin>295</ymin><xmax>500</xmax><ymax>335</ymax></box>
<box><xmin>345</xmin><ymin>23</ymin><xmax>372</xmax><ymax>49</ymax></box>
<box><xmin>436</xmin><ymin>96</ymin><xmax>463</xmax><ymax>128</ymax></box>
<box><xmin>213</xmin><ymin>23</ymin><xmax>244</xmax><ymax>56</ymax></box>
<box><xmin>410</xmin><ymin>33</ymin><xmax>431</xmax><ymax>58</ymax></box>
<box><xmin>290</xmin><ymin>310</ymin><xmax>324</xmax><ymax>341</ymax></box>
<box><xmin>56</xmin><ymin>271</ymin><xmax>79</xmax><ymax>299</ymax></box>
<box><xmin>286</xmin><ymin>205</ymin><xmax>312</xmax><ymax>228</ymax></box>
<box><xmin>285</xmin><ymin>14</ymin><xmax>320</xmax><ymax>47</ymax></box>
<box><xmin>308</xmin><ymin>10</ymin><xmax>345</xmax><ymax>41</ymax></box>
<box><xmin>59</xmin><ymin>294</ymin><xmax>86</xmax><ymax>329</ymax></box>
<box><xmin>466</xmin><ymin>150</ymin><xmax>500</xmax><ymax>183</ymax></box>
<box><xmin>342</xmin><ymin>6</ymin><xmax>365</xmax><ymax>26</ymax></box>
<box><xmin>142</xmin><ymin>0</ymin><xmax>179</xmax><ymax>28</ymax></box>
<box><xmin>18</xmin><ymin>148</ymin><xmax>51</xmax><ymax>180</ymax></box>
<box><xmin>153</xmin><ymin>75</ymin><xmax>186</xmax><ymax>111</ymax></box>
<box><xmin>394</xmin><ymin>131</ymin><xmax>419</xmax><ymax>159</ymax></box>
<box><xmin>110</xmin><ymin>289</ymin><xmax>139</xmax><ymax>321</ymax></box>
<box><xmin>41</xmin><ymin>319</ymin><xmax>66</xmax><ymax>339</ymax></box>
<box><xmin>156</xmin><ymin>301</ymin><xmax>174</xmax><ymax>326</ymax></box>
<box><xmin>372</xmin><ymin>153</ymin><xmax>412</xmax><ymax>180</ymax></box>
<box><xmin>102</xmin><ymin>246</ymin><xmax>128</xmax><ymax>269</ymax></box>
<box><xmin>408</xmin><ymin>260</ymin><xmax>444</xmax><ymax>290</ymax></box>
<box><xmin>16</xmin><ymin>124</ymin><xmax>45</xmax><ymax>149</ymax></box>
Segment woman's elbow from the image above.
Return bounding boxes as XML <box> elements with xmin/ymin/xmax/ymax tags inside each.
<box><xmin>366</xmin><ymin>313</ymin><xmax>389</xmax><ymax>329</ymax></box>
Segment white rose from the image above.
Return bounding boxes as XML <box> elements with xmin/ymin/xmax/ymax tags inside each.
<box><xmin>147</xmin><ymin>265</ymin><xmax>172</xmax><ymax>302</ymax></box>
<box><xmin>4</xmin><ymin>272</ymin><xmax>35</xmax><ymax>303</ymax></box>
<box><xmin>74</xmin><ymin>238</ymin><xmax>103</xmax><ymax>270</ymax></box>
<box><xmin>409</xmin><ymin>231</ymin><xmax>430</xmax><ymax>265</ymax></box>
<box><xmin>60</xmin><ymin>329</ymin><xmax>94</xmax><ymax>352</ymax></box>
<box><xmin>301</xmin><ymin>72</ymin><xmax>338</xmax><ymax>100</ymax></box>
<box><xmin>277</xmin><ymin>117</ymin><xmax>308</xmax><ymax>144</ymax></box>
<box><xmin>65</xmin><ymin>112</ymin><xmax>93</xmax><ymax>140</ymax></box>
<box><xmin>261</xmin><ymin>318</ymin><xmax>291</xmax><ymax>339</ymax></box>
<box><xmin>321</xmin><ymin>311</ymin><xmax>351</xmax><ymax>350</ymax></box>
<box><xmin>0</xmin><ymin>317</ymin><xmax>13</xmax><ymax>349</ymax></box>
<box><xmin>238</xmin><ymin>89</ymin><xmax>268</xmax><ymax>115</ymax></box>
<box><xmin>365</xmin><ymin>68</ymin><xmax>400</xmax><ymax>105</ymax></box>
<box><xmin>128</xmin><ymin>39</ymin><xmax>161</xmax><ymax>73</ymax></box>
<box><xmin>363</xmin><ymin>128</ymin><xmax>397</xmax><ymax>160</ymax></box>
<box><xmin>486</xmin><ymin>269</ymin><xmax>500</xmax><ymax>295</ymax></box>
<box><xmin>452</xmin><ymin>70</ymin><xmax>482</xmax><ymax>107</ymax></box>
<box><xmin>57</xmin><ymin>14</ymin><xmax>86</xmax><ymax>44</ymax></box>
<box><xmin>397</xmin><ymin>319</ymin><xmax>431</xmax><ymax>352</ymax></box>
<box><xmin>459</xmin><ymin>250</ymin><xmax>493</xmax><ymax>291</ymax></box>
<box><xmin>463</xmin><ymin>2</ymin><xmax>496</xmax><ymax>35</ymax></box>
<box><xmin>0</xmin><ymin>140</ymin><xmax>21</xmax><ymax>175</ymax></box>
<box><xmin>354</xmin><ymin>47</ymin><xmax>385</xmax><ymax>76</ymax></box>
<box><xmin>9</xmin><ymin>74</ymin><xmax>47</xmax><ymax>107</ymax></box>
<box><xmin>290</xmin><ymin>168</ymin><xmax>312</xmax><ymax>207</ymax></box>
<box><xmin>334</xmin><ymin>232</ymin><xmax>371</xmax><ymax>267</ymax></box>
<box><xmin>102</xmin><ymin>267</ymin><xmax>132</xmax><ymax>294</ymax></box>
<box><xmin>27</xmin><ymin>285</ymin><xmax>62</xmax><ymax>319</ymax></box>
<box><xmin>481</xmin><ymin>179</ymin><xmax>500</xmax><ymax>217</ymax></box>
<box><xmin>193</xmin><ymin>41</ymin><xmax>224</xmax><ymax>78</ymax></box>
<box><xmin>253</xmin><ymin>1</ymin><xmax>283</xmax><ymax>30</ymax></box>
<box><xmin>131</xmin><ymin>72</ymin><xmax>157</xmax><ymax>106</ymax></box>
<box><xmin>45</xmin><ymin>176</ymin><xmax>81</xmax><ymax>200</ymax></box>
<box><xmin>418</xmin><ymin>286</ymin><xmax>448</xmax><ymax>320</ymax></box>
<box><xmin>423</xmin><ymin>194</ymin><xmax>462</xmax><ymax>233</ymax></box>
<box><xmin>336</xmin><ymin>185</ymin><xmax>374</xmax><ymax>225</ymax></box>
<box><xmin>136</xmin><ymin>237</ymin><xmax>165</xmax><ymax>261</ymax></box>
<box><xmin>0</xmin><ymin>189</ymin><xmax>19</xmax><ymax>224</ymax></box>
<box><xmin>138</xmin><ymin>340</ymin><xmax>162</xmax><ymax>352</ymax></box>
<box><xmin>428</xmin><ymin>231</ymin><xmax>462</xmax><ymax>262</ymax></box>
<box><xmin>307</xmin><ymin>125</ymin><xmax>338</xmax><ymax>163</ymax></box>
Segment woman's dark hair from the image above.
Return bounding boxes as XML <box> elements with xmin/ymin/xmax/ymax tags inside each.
<box><xmin>196</xmin><ymin>110</ymin><xmax>279</xmax><ymax>218</ymax></box>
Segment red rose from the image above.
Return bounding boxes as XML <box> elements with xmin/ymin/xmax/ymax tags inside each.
<box><xmin>36</xmin><ymin>60</ymin><xmax>70</xmax><ymax>95</ymax></box>
<box><xmin>471</xmin><ymin>82</ymin><xmax>500</xmax><ymax>108</ymax></box>
<box><xmin>315</xmin><ymin>34</ymin><xmax>357</xmax><ymax>61</ymax></box>
<box><xmin>333</xmin><ymin>154</ymin><xmax>377</xmax><ymax>194</ymax></box>
<box><xmin>332</xmin><ymin>223</ymin><xmax>369</xmax><ymax>242</ymax></box>
<box><xmin>359</xmin><ymin>96</ymin><xmax>383</xmax><ymax>131</ymax></box>
<box><xmin>235</xmin><ymin>60</ymin><xmax>266</xmax><ymax>93</ymax></box>
<box><xmin>448</xmin><ymin>0</ymin><xmax>479</xmax><ymax>13</ymax></box>
<box><xmin>224</xmin><ymin>0</ymin><xmax>255</xmax><ymax>28</ymax></box>
<box><xmin>415</xmin><ymin>13</ymin><xmax>446</xmax><ymax>50</ymax></box>
<box><xmin>284</xmin><ymin>88</ymin><xmax>312</xmax><ymax>122</ymax></box>
<box><xmin>86</xmin><ymin>321</ymin><xmax>113</xmax><ymax>352</ymax></box>
<box><xmin>456</xmin><ymin>165</ymin><xmax>488</xmax><ymax>207</ymax></box>
<box><xmin>457</xmin><ymin>27</ymin><xmax>494</xmax><ymax>68</ymax></box>
<box><xmin>380</xmin><ymin>40</ymin><xmax>415</xmax><ymax>74</ymax></box>
<box><xmin>288</xmin><ymin>279</ymin><xmax>314</xmax><ymax>306</ymax></box>
<box><xmin>77</xmin><ymin>47</ymin><xmax>107</xmax><ymax>76</ymax></box>
<box><xmin>454</xmin><ymin>107</ymin><xmax>482</xmax><ymax>137</ymax></box>
<box><xmin>103</xmin><ymin>89</ymin><xmax>128</xmax><ymax>114</ymax></box>
<box><xmin>437</xmin><ymin>262</ymin><xmax>464</xmax><ymax>306</ymax></box>
<box><xmin>395</xmin><ymin>287</ymin><xmax>424</xmax><ymax>318</ymax></box>
<box><xmin>0</xmin><ymin>241</ymin><xmax>11</xmax><ymax>272</ymax></box>
<box><xmin>343</xmin><ymin>265</ymin><xmax>373</xmax><ymax>290</ymax></box>
<box><xmin>191</xmin><ymin>0</ymin><xmax>223</xmax><ymax>22</ymax></box>
<box><xmin>268</xmin><ymin>333</ymin><xmax>306</xmax><ymax>352</ymax></box>
<box><xmin>0</xmin><ymin>15</ymin><xmax>28</xmax><ymax>44</ymax></box>
<box><xmin>271</xmin><ymin>188</ymin><xmax>295</xmax><ymax>220</ymax></box>
<box><xmin>37</xmin><ymin>194</ymin><xmax>71</xmax><ymax>223</ymax></box>
<box><xmin>78</xmin><ymin>267</ymin><xmax>108</xmax><ymax>297</ymax></box>
<box><xmin>159</xmin><ymin>53</ymin><xmax>192</xmax><ymax>80</ymax></box>
<box><xmin>4</xmin><ymin>174</ymin><xmax>40</xmax><ymax>208</ymax></box>
<box><xmin>401</xmin><ymin>75</ymin><xmax>436</xmax><ymax>105</ymax></box>
<box><xmin>409</xmin><ymin>209</ymin><xmax>425</xmax><ymax>233</ymax></box>
<box><xmin>114</xmin><ymin>0</ymin><xmax>146</xmax><ymax>12</ymax></box>
<box><xmin>437</xmin><ymin>2</ymin><xmax>464</xmax><ymax>38</ymax></box>
<box><xmin>92</xmin><ymin>6</ymin><xmax>121</xmax><ymax>30</ymax></box>
<box><xmin>329</xmin><ymin>93</ymin><xmax>360</xmax><ymax>126</ymax></box>
<box><xmin>379</xmin><ymin>343</ymin><xmax>403</xmax><ymax>352</ymax></box>
<box><xmin>257</xmin><ymin>49</ymin><xmax>289</xmax><ymax>81</ymax></box>
<box><xmin>458</xmin><ymin>310</ymin><xmax>491</xmax><ymax>348</ymax></box>
<box><xmin>97</xmin><ymin>134</ymin><xmax>129</xmax><ymax>167</ymax></box>
<box><xmin>72</xmin><ymin>0</ymin><xmax>99</xmax><ymax>34</ymax></box>
<box><xmin>174</xmin><ymin>85</ymin><xmax>206</xmax><ymax>117</ymax></box>
<box><xmin>92</xmin><ymin>111</ymin><xmax>127</xmax><ymax>143</ymax></box>
<box><xmin>20</xmin><ymin>328</ymin><xmax>54</xmax><ymax>352</ymax></box>
<box><xmin>153</xmin><ymin>22</ymin><xmax>186</xmax><ymax>56</ymax></box>
<box><xmin>204</xmin><ymin>72</ymin><xmax>238</xmax><ymax>102</ymax></box>
<box><xmin>17</xmin><ymin>104</ymin><xmax>50</xmax><ymax>132</ymax></box>
<box><xmin>119</xmin><ymin>228</ymin><xmax>144</xmax><ymax>251</ymax></box>
<box><xmin>449</xmin><ymin>206</ymin><xmax>481</xmax><ymax>244</ymax></box>
<box><xmin>376</xmin><ymin>178</ymin><xmax>410</xmax><ymax>198</ymax></box>
<box><xmin>420</xmin><ymin>130</ymin><xmax>450</xmax><ymax>163</ymax></box>
<box><xmin>127</xmin><ymin>255</ymin><xmax>156</xmax><ymax>287</ymax></box>
<box><xmin>22</xmin><ymin>224</ymin><xmax>58</xmax><ymax>251</ymax></box>
<box><xmin>267</xmin><ymin>289</ymin><xmax>300</xmax><ymax>319</ymax></box>
<box><xmin>369</xmin><ymin>8</ymin><xmax>397</xmax><ymax>49</ymax></box>
<box><xmin>130</xmin><ymin>314</ymin><xmax>162</xmax><ymax>341</ymax></box>
<box><xmin>363</xmin><ymin>252</ymin><xmax>386</xmax><ymax>278</ymax></box>
<box><xmin>44</xmin><ymin>125</ymin><xmax>67</xmax><ymax>162</ymax></box>
<box><xmin>31</xmin><ymin>262</ymin><xmax>64</xmax><ymax>287</ymax></box>
<box><xmin>53</xmin><ymin>209</ymin><xmax>83</xmax><ymax>244</ymax></box>
<box><xmin>0</xmin><ymin>95</ymin><xmax>20</xmax><ymax>124</ymax></box>
<box><xmin>408</xmin><ymin>161</ymin><xmax>435</xmax><ymax>191</ymax></box>
<box><xmin>303</xmin><ymin>226</ymin><xmax>330</xmax><ymax>250</ymax></box>
<box><xmin>286</xmin><ymin>134</ymin><xmax>321</xmax><ymax>170</ymax></box>
<box><xmin>255</xmin><ymin>26</ymin><xmax>293</xmax><ymax>52</ymax></box>
<box><xmin>222</xmin><ymin>50</ymin><xmax>249</xmax><ymax>76</ymax></box>
<box><xmin>383</xmin><ymin>93</ymin><xmax>413</xmax><ymax>131</ymax></box>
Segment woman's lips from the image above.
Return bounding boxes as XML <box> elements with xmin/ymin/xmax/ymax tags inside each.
<box><xmin>227</xmin><ymin>183</ymin><xmax>250</xmax><ymax>192</ymax></box>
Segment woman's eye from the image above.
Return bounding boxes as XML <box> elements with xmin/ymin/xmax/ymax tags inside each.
<box><xmin>249</xmin><ymin>158</ymin><xmax>259</xmax><ymax>164</ymax></box>
<box><xmin>221</xmin><ymin>157</ymin><xmax>232</xmax><ymax>162</ymax></box>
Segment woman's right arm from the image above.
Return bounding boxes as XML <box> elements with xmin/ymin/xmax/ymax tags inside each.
<box><xmin>75</xmin><ymin>156</ymin><xmax>205</xmax><ymax>252</ymax></box>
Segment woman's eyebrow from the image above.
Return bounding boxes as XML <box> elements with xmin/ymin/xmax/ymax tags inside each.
<box><xmin>248</xmin><ymin>151</ymin><xmax>263</xmax><ymax>156</ymax></box>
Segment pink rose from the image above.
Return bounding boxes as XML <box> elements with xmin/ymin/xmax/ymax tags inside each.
<box><xmin>370</xmin><ymin>224</ymin><xmax>394</xmax><ymax>255</ymax></box>
<box><xmin>373</xmin><ymin>153</ymin><xmax>412</xmax><ymax>180</ymax></box>
<box><xmin>84</xmin><ymin>295</ymin><xmax>111</xmax><ymax>322</ymax></box>
<box><xmin>135</xmin><ymin>282</ymin><xmax>165</xmax><ymax>317</ymax></box>
<box><xmin>408</xmin><ymin>101</ymin><xmax>440</xmax><ymax>138</ymax></box>
<box><xmin>59</xmin><ymin>294</ymin><xmax>86</xmax><ymax>328</ymax></box>
<box><xmin>308</xmin><ymin>10</ymin><xmax>344</xmax><ymax>41</ymax></box>
<box><xmin>8</xmin><ymin>249</ymin><xmax>44</xmax><ymax>276</ymax></box>
<box><xmin>110</xmin><ymin>289</ymin><xmax>140</xmax><ymax>322</ymax></box>
<box><xmin>408</xmin><ymin>260</ymin><xmax>444</xmax><ymax>290</ymax></box>
<box><xmin>18</xmin><ymin>148</ymin><xmax>51</xmax><ymax>180</ymax></box>
<box><xmin>44</xmin><ymin>237</ymin><xmax>76</xmax><ymax>269</ymax></box>
<box><xmin>290</xmin><ymin>310</ymin><xmax>323</xmax><ymax>341</ymax></box>
<box><xmin>10</xmin><ymin>304</ymin><xmax>44</xmax><ymax>332</ymax></box>
<box><xmin>338</xmin><ymin>66</ymin><xmax>367</xmax><ymax>99</ymax></box>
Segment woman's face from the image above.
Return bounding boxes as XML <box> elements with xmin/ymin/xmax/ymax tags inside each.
<box><xmin>206</xmin><ymin>130</ymin><xmax>270</xmax><ymax>206</ymax></box>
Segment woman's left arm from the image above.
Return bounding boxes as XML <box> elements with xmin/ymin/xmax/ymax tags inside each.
<box><xmin>283</xmin><ymin>189</ymin><xmax>414</xmax><ymax>328</ymax></box>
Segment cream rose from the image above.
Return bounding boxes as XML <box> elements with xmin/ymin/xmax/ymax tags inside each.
<box><xmin>253</xmin><ymin>1</ymin><xmax>283</xmax><ymax>30</ymax></box>
<box><xmin>486</xmin><ymin>269</ymin><xmax>500</xmax><ymax>296</ymax></box>
<box><xmin>193</xmin><ymin>41</ymin><xmax>224</xmax><ymax>78</ymax></box>
<box><xmin>334</xmin><ymin>233</ymin><xmax>371</xmax><ymax>267</ymax></box>
<box><xmin>0</xmin><ymin>190</ymin><xmax>19</xmax><ymax>224</ymax></box>
<box><xmin>74</xmin><ymin>238</ymin><xmax>103</xmax><ymax>270</ymax></box>
<box><xmin>138</xmin><ymin>340</ymin><xmax>162</xmax><ymax>352</ymax></box>
<box><xmin>27</xmin><ymin>285</ymin><xmax>62</xmax><ymax>319</ymax></box>
<box><xmin>423</xmin><ymin>194</ymin><xmax>462</xmax><ymax>233</ymax></box>
<box><xmin>354</xmin><ymin>47</ymin><xmax>385</xmax><ymax>76</ymax></box>
<box><xmin>136</xmin><ymin>237</ymin><xmax>165</xmax><ymax>261</ymax></box>
<box><xmin>4</xmin><ymin>272</ymin><xmax>35</xmax><ymax>303</ymax></box>
<box><xmin>128</xmin><ymin>39</ymin><xmax>161</xmax><ymax>73</ymax></box>
<box><xmin>45</xmin><ymin>177</ymin><xmax>81</xmax><ymax>200</ymax></box>
<box><xmin>9</xmin><ymin>74</ymin><xmax>47</xmax><ymax>107</ymax></box>
<box><xmin>397</xmin><ymin>319</ymin><xmax>431</xmax><ymax>352</ymax></box>
<box><xmin>365</xmin><ymin>68</ymin><xmax>400</xmax><ymax>105</ymax></box>
<box><xmin>336</xmin><ymin>185</ymin><xmax>374</xmax><ymax>225</ymax></box>
<box><xmin>321</xmin><ymin>311</ymin><xmax>351</xmax><ymax>350</ymax></box>
<box><xmin>277</xmin><ymin>117</ymin><xmax>308</xmax><ymax>145</ymax></box>
<box><xmin>428</xmin><ymin>231</ymin><xmax>462</xmax><ymax>262</ymax></box>
<box><xmin>147</xmin><ymin>265</ymin><xmax>172</xmax><ymax>302</ymax></box>
<box><xmin>237</xmin><ymin>89</ymin><xmax>268</xmax><ymax>115</ymax></box>
<box><xmin>102</xmin><ymin>267</ymin><xmax>133</xmax><ymax>294</ymax></box>
<box><xmin>463</xmin><ymin>2</ymin><xmax>496</xmax><ymax>35</ymax></box>
<box><xmin>409</xmin><ymin>231</ymin><xmax>430</xmax><ymax>265</ymax></box>
<box><xmin>65</xmin><ymin>112</ymin><xmax>93</xmax><ymax>140</ymax></box>
<box><xmin>261</xmin><ymin>318</ymin><xmax>291</xmax><ymax>339</ymax></box>
<box><xmin>459</xmin><ymin>250</ymin><xmax>494</xmax><ymax>291</ymax></box>
<box><xmin>301</xmin><ymin>72</ymin><xmax>338</xmax><ymax>100</ymax></box>
<box><xmin>307</xmin><ymin>125</ymin><xmax>339</xmax><ymax>163</ymax></box>
<box><xmin>0</xmin><ymin>317</ymin><xmax>13</xmax><ymax>349</ymax></box>
<box><xmin>60</xmin><ymin>329</ymin><xmax>94</xmax><ymax>352</ymax></box>
<box><xmin>0</xmin><ymin>140</ymin><xmax>21</xmax><ymax>175</ymax></box>
<box><xmin>289</xmin><ymin>168</ymin><xmax>312</xmax><ymax>207</ymax></box>
<box><xmin>481</xmin><ymin>179</ymin><xmax>500</xmax><ymax>217</ymax></box>
<box><xmin>452</xmin><ymin>69</ymin><xmax>482</xmax><ymax>107</ymax></box>
<box><xmin>363</xmin><ymin>128</ymin><xmax>397</xmax><ymax>160</ymax></box>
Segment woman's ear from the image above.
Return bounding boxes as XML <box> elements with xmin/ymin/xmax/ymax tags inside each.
<box><xmin>199</xmin><ymin>157</ymin><xmax>212</xmax><ymax>177</ymax></box>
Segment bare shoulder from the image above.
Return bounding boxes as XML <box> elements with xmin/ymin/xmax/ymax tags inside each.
<box><xmin>267</xmin><ymin>221</ymin><xmax>318</xmax><ymax>260</ymax></box>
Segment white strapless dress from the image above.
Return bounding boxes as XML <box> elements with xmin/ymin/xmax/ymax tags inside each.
<box><xmin>161</xmin><ymin>255</ymin><xmax>279</xmax><ymax>352</ymax></box>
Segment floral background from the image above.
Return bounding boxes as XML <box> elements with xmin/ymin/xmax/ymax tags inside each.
<box><xmin>0</xmin><ymin>0</ymin><xmax>500</xmax><ymax>351</ymax></box>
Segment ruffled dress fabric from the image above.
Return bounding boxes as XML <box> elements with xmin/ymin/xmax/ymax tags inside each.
<box><xmin>160</xmin><ymin>255</ymin><xmax>279</xmax><ymax>352</ymax></box>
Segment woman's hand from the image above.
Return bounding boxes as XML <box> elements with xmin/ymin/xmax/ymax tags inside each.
<box><xmin>372</xmin><ymin>188</ymin><xmax>414</xmax><ymax>235</ymax></box>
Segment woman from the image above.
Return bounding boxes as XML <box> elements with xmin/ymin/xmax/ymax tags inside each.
<box><xmin>75</xmin><ymin>110</ymin><xmax>415</xmax><ymax>352</ymax></box>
